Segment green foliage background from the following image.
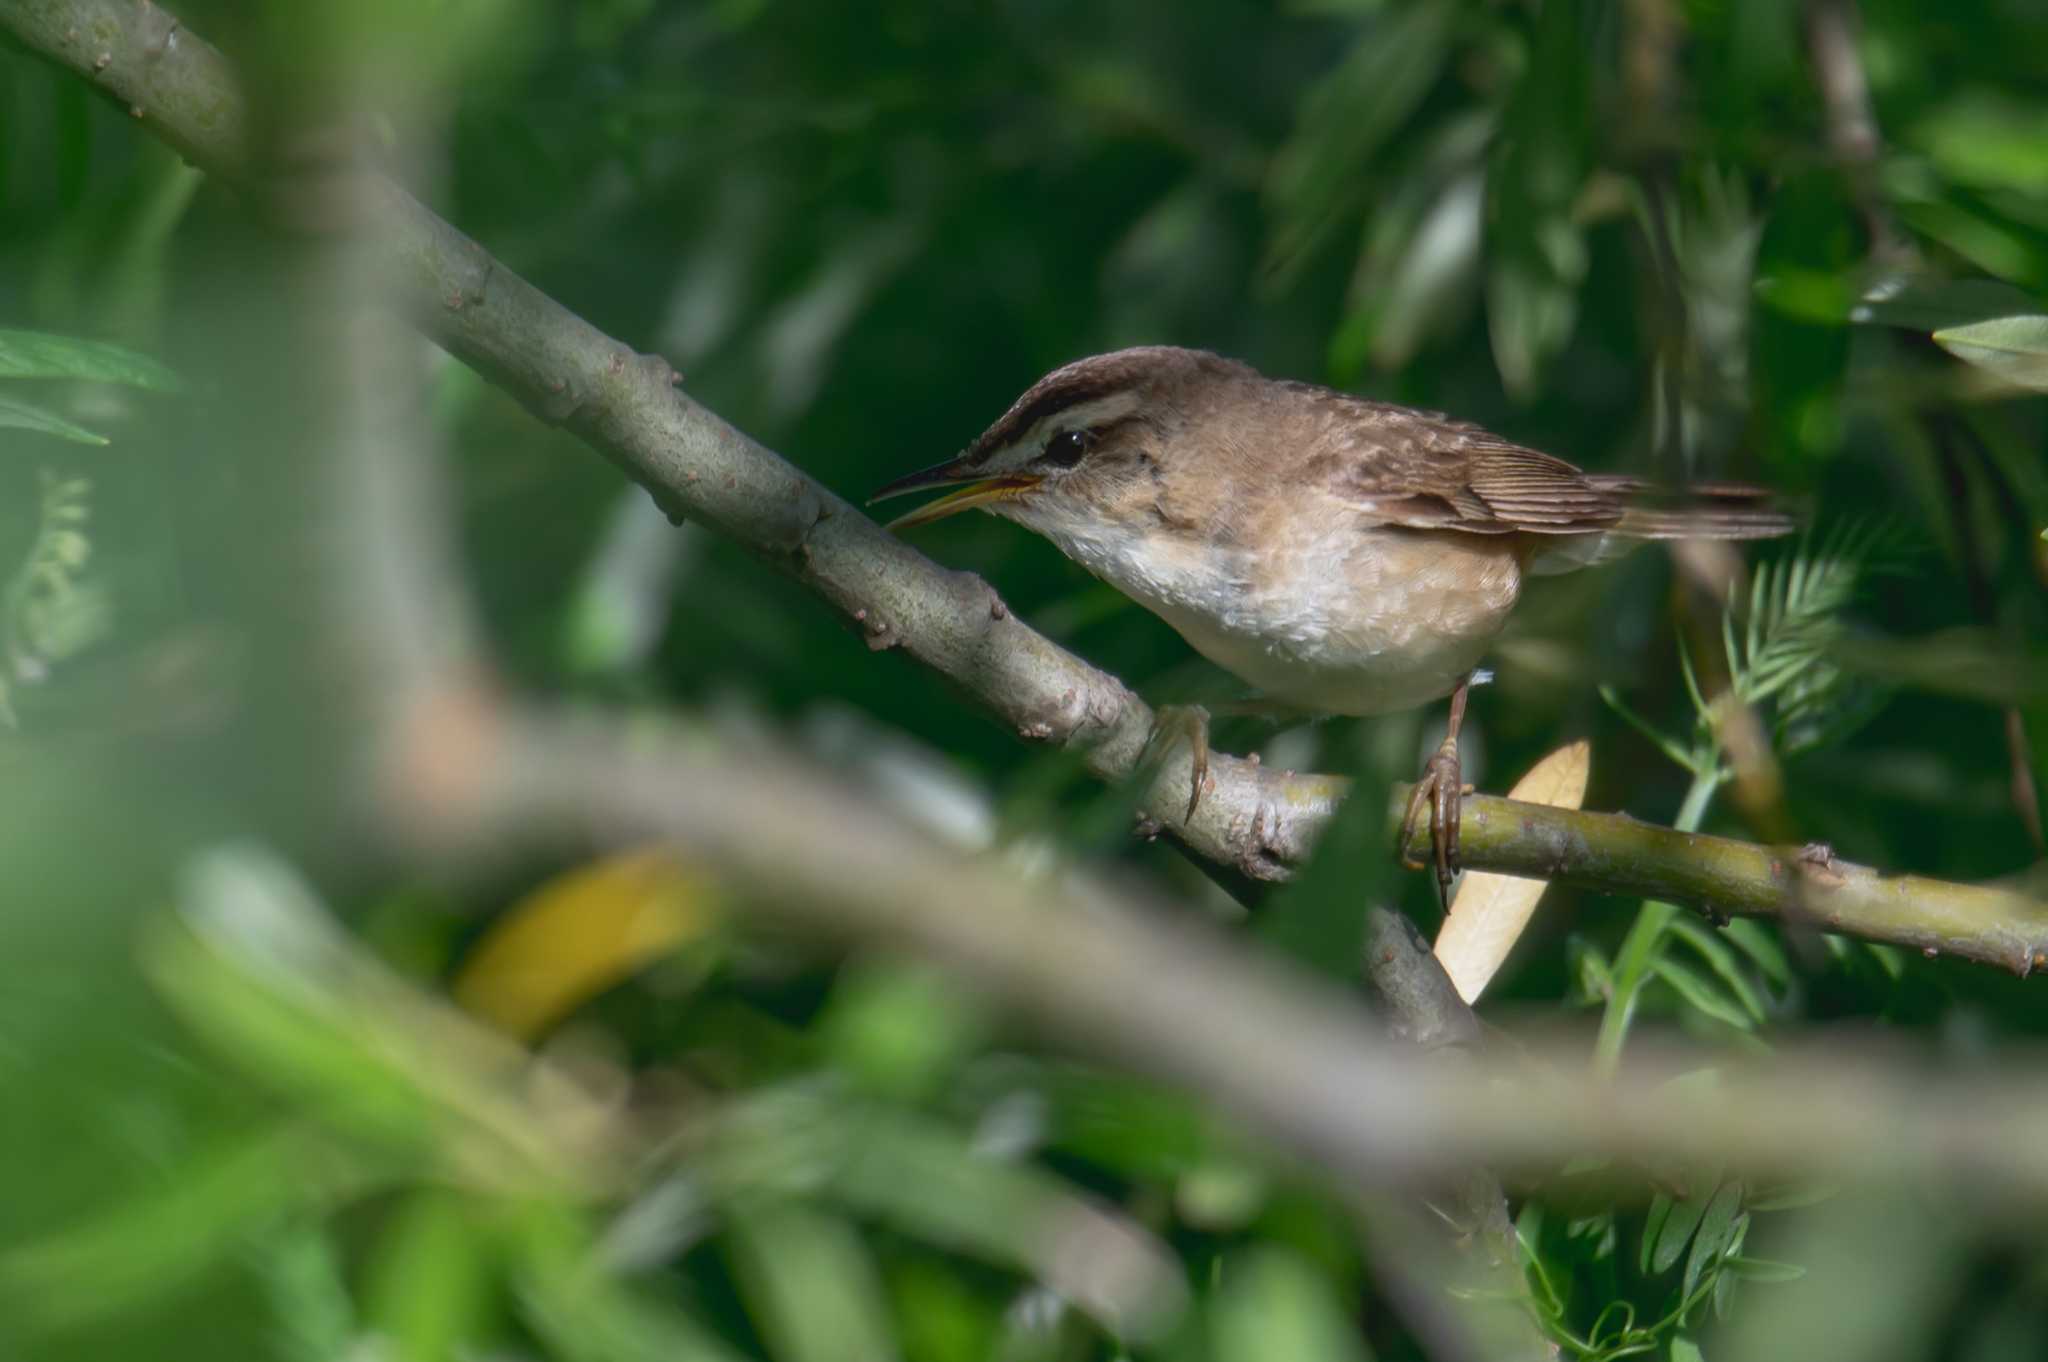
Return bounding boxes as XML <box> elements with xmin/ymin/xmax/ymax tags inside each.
<box><xmin>2</xmin><ymin>1</ymin><xmax>2046</xmax><ymax>1359</ymax></box>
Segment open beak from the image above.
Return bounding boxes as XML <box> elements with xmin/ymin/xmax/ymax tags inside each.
<box><xmin>867</xmin><ymin>458</ymin><xmax>1042</xmax><ymax>532</ymax></box>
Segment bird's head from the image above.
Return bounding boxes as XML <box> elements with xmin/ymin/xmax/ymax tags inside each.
<box><xmin>868</xmin><ymin>346</ymin><xmax>1252</xmax><ymax>536</ymax></box>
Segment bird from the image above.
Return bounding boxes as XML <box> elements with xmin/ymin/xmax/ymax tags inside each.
<box><xmin>869</xmin><ymin>346</ymin><xmax>1790</xmax><ymax>898</ymax></box>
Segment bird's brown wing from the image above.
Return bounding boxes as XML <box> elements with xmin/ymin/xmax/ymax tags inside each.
<box><xmin>1313</xmin><ymin>398</ymin><xmax>1624</xmax><ymax>536</ymax></box>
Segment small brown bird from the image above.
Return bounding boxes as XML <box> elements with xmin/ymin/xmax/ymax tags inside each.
<box><xmin>870</xmin><ymin>346</ymin><xmax>1788</xmax><ymax>895</ymax></box>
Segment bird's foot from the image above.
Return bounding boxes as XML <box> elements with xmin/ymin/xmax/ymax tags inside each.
<box><xmin>1142</xmin><ymin>703</ymin><xmax>1213</xmax><ymax>824</ymax></box>
<box><xmin>1400</xmin><ymin>734</ymin><xmax>1473</xmax><ymax>908</ymax></box>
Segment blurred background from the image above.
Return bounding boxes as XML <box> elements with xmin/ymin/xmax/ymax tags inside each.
<box><xmin>2</xmin><ymin>0</ymin><xmax>2046</xmax><ymax>1358</ymax></box>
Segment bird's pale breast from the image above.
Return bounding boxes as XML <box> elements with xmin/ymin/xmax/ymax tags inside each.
<box><xmin>1026</xmin><ymin>500</ymin><xmax>1522</xmax><ymax>717</ymax></box>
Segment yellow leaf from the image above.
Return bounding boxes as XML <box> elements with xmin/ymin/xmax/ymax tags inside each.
<box><xmin>1433</xmin><ymin>740</ymin><xmax>1590</xmax><ymax>1004</ymax></box>
<box><xmin>453</xmin><ymin>848</ymin><xmax>717</xmax><ymax>1040</ymax></box>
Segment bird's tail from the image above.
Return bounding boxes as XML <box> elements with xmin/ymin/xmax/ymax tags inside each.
<box><xmin>1526</xmin><ymin>477</ymin><xmax>1793</xmax><ymax>575</ymax></box>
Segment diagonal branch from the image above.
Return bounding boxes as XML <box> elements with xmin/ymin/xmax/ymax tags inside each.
<box><xmin>6</xmin><ymin>0</ymin><xmax>2043</xmax><ymax>974</ymax></box>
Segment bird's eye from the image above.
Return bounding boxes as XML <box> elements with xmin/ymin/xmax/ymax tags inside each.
<box><xmin>1043</xmin><ymin>429</ymin><xmax>1092</xmax><ymax>468</ymax></box>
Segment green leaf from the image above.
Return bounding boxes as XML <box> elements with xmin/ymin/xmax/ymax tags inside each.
<box><xmin>0</xmin><ymin>328</ymin><xmax>182</xmax><ymax>389</ymax></box>
<box><xmin>363</xmin><ymin>1190</ymin><xmax>499</xmax><ymax>1362</ymax></box>
<box><xmin>515</xmin><ymin>1208</ymin><xmax>746</xmax><ymax>1362</ymax></box>
<box><xmin>1718</xmin><ymin>920</ymin><xmax>1792</xmax><ymax>990</ymax></box>
<box><xmin>727</xmin><ymin>1201</ymin><xmax>900</xmax><ymax>1362</ymax></box>
<box><xmin>1680</xmin><ymin>1185</ymin><xmax>1745</xmax><ymax>1307</ymax></box>
<box><xmin>1264</xmin><ymin>2</ymin><xmax>1457</xmax><ymax>282</ymax></box>
<box><xmin>1640</xmin><ymin>1193</ymin><xmax>1674</xmax><ymax>1276</ymax></box>
<box><xmin>1932</xmin><ymin>315</ymin><xmax>2048</xmax><ymax>392</ymax></box>
<box><xmin>820</xmin><ymin>959</ymin><xmax>987</xmax><ymax>1100</ymax></box>
<box><xmin>1648</xmin><ymin>1184</ymin><xmax>1713</xmax><ymax>1275</ymax></box>
<box><xmin>1851</xmin><ymin>275</ymin><xmax>2039</xmax><ymax>331</ymax></box>
<box><xmin>1724</xmin><ymin>1256</ymin><xmax>1808</xmax><ymax>1283</ymax></box>
<box><xmin>1671</xmin><ymin>1337</ymin><xmax>1707</xmax><ymax>1362</ymax></box>
<box><xmin>1599</xmin><ymin>685</ymin><xmax>1701</xmax><ymax>774</ymax></box>
<box><xmin>1743</xmin><ymin>1180</ymin><xmax>1837</xmax><ymax>1213</ymax></box>
<box><xmin>1209</xmin><ymin>1247</ymin><xmax>1371</xmax><ymax>1362</ymax></box>
<box><xmin>1665</xmin><ymin>919</ymin><xmax>1768</xmax><ymax>1024</ymax></box>
<box><xmin>0</xmin><ymin>392</ymin><xmax>108</xmax><ymax>445</ymax></box>
<box><xmin>0</xmin><ymin>1127</ymin><xmax>366</xmax><ymax>1331</ymax></box>
<box><xmin>1652</xmin><ymin>956</ymin><xmax>1757</xmax><ymax>1032</ymax></box>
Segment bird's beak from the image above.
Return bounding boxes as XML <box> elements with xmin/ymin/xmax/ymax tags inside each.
<box><xmin>867</xmin><ymin>457</ymin><xmax>1042</xmax><ymax>532</ymax></box>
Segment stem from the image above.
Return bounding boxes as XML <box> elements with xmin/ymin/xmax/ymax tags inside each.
<box><xmin>1592</xmin><ymin>760</ymin><xmax>1725</xmax><ymax>1074</ymax></box>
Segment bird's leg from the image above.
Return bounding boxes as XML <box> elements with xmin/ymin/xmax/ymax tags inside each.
<box><xmin>1141</xmin><ymin>703</ymin><xmax>1212</xmax><ymax>824</ymax></box>
<box><xmin>1399</xmin><ymin>676</ymin><xmax>1476</xmax><ymax>906</ymax></box>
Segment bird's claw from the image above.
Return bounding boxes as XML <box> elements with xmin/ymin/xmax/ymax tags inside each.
<box><xmin>1142</xmin><ymin>703</ymin><xmax>1212</xmax><ymax>824</ymax></box>
<box><xmin>1400</xmin><ymin>738</ymin><xmax>1469</xmax><ymax>908</ymax></box>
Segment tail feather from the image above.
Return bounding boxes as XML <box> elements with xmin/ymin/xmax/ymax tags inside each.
<box><xmin>1586</xmin><ymin>474</ymin><xmax>1795</xmax><ymax>541</ymax></box>
<box><xmin>1526</xmin><ymin>476</ymin><xmax>1794</xmax><ymax>575</ymax></box>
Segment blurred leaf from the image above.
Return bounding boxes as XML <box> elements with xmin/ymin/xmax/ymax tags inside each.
<box><xmin>1486</xmin><ymin>0</ymin><xmax>1592</xmax><ymax>395</ymax></box>
<box><xmin>0</xmin><ymin>1127</ymin><xmax>364</xmax><ymax>1332</ymax></box>
<box><xmin>1931</xmin><ymin>315</ymin><xmax>2048</xmax><ymax>393</ymax></box>
<box><xmin>1654</xmin><ymin>952</ymin><xmax>1756</xmax><ymax>1032</ymax></box>
<box><xmin>1265</xmin><ymin>2</ymin><xmax>1456</xmax><ymax>283</ymax></box>
<box><xmin>363</xmin><ymin>1189</ymin><xmax>499</xmax><ymax>1362</ymax></box>
<box><xmin>454</xmin><ymin>847</ymin><xmax>720</xmax><ymax>1040</ymax></box>
<box><xmin>1913</xmin><ymin>94</ymin><xmax>2048</xmax><ymax>196</ymax></box>
<box><xmin>1723</xmin><ymin>1256</ymin><xmax>1807</xmax><ymax>1283</ymax></box>
<box><xmin>1851</xmin><ymin>275</ymin><xmax>2039</xmax><ymax>331</ymax></box>
<box><xmin>1749</xmin><ymin>174</ymin><xmax>1859</xmax><ymax>471</ymax></box>
<box><xmin>1717</xmin><ymin>921</ymin><xmax>1791</xmax><ymax>990</ymax></box>
<box><xmin>516</xmin><ymin>1208</ymin><xmax>745</xmax><ymax>1362</ymax></box>
<box><xmin>0</xmin><ymin>328</ymin><xmax>181</xmax><ymax>389</ymax></box>
<box><xmin>691</xmin><ymin>1090</ymin><xmax>1185</xmax><ymax>1341</ymax></box>
<box><xmin>888</xmin><ymin>1257</ymin><xmax>998</xmax><ymax>1362</ymax></box>
<box><xmin>256</xmin><ymin>1220</ymin><xmax>362</xmax><ymax>1362</ymax></box>
<box><xmin>0</xmin><ymin>392</ymin><xmax>107</xmax><ymax>444</ymax></box>
<box><xmin>152</xmin><ymin>843</ymin><xmax>611</xmax><ymax>1191</ymax></box>
<box><xmin>1209</xmin><ymin>1247</ymin><xmax>1372</xmax><ymax>1362</ymax></box>
<box><xmin>727</xmin><ymin>1200</ymin><xmax>901</xmax><ymax>1362</ymax></box>
<box><xmin>1331</xmin><ymin>110</ymin><xmax>1495</xmax><ymax>378</ymax></box>
<box><xmin>821</xmin><ymin>959</ymin><xmax>988</xmax><ymax>1101</ymax></box>
<box><xmin>1666</xmin><ymin>918</ymin><xmax>1769</xmax><ymax>1023</ymax></box>
<box><xmin>824</xmin><ymin>1106</ymin><xmax>1185</xmax><ymax>1340</ymax></box>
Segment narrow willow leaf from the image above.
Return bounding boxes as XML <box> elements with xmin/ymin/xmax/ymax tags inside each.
<box><xmin>453</xmin><ymin>847</ymin><xmax>720</xmax><ymax>1040</ymax></box>
<box><xmin>1436</xmin><ymin>740</ymin><xmax>1590</xmax><ymax>1002</ymax></box>
<box><xmin>1681</xmin><ymin>1186</ymin><xmax>1746</xmax><ymax>1306</ymax></box>
<box><xmin>1852</xmin><ymin>275</ymin><xmax>2037</xmax><ymax>331</ymax></box>
<box><xmin>1744</xmin><ymin>1180</ymin><xmax>1838</xmax><ymax>1212</ymax></box>
<box><xmin>0</xmin><ymin>393</ymin><xmax>108</xmax><ymax>445</ymax></box>
<box><xmin>1639</xmin><ymin>1193</ymin><xmax>1674</xmax><ymax>1276</ymax></box>
<box><xmin>1665</xmin><ymin>918</ymin><xmax>1768</xmax><ymax>1023</ymax></box>
<box><xmin>0</xmin><ymin>328</ymin><xmax>183</xmax><ymax>389</ymax></box>
<box><xmin>1653</xmin><ymin>955</ymin><xmax>1758</xmax><ymax>1031</ymax></box>
<box><xmin>1932</xmin><ymin>315</ymin><xmax>2048</xmax><ymax>392</ymax></box>
<box><xmin>727</xmin><ymin>1202</ymin><xmax>901</xmax><ymax>1362</ymax></box>
<box><xmin>0</xmin><ymin>1127</ymin><xmax>366</xmax><ymax>1331</ymax></box>
<box><xmin>1599</xmin><ymin>685</ymin><xmax>1699</xmax><ymax>773</ymax></box>
<box><xmin>363</xmin><ymin>1190</ymin><xmax>498</xmax><ymax>1362</ymax></box>
<box><xmin>1724</xmin><ymin>1256</ymin><xmax>1808</xmax><ymax>1283</ymax></box>
<box><xmin>1649</xmin><ymin>1185</ymin><xmax>1713</xmax><ymax>1275</ymax></box>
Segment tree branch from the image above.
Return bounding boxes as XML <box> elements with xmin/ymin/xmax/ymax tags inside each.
<box><xmin>7</xmin><ymin>0</ymin><xmax>2043</xmax><ymax>975</ymax></box>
